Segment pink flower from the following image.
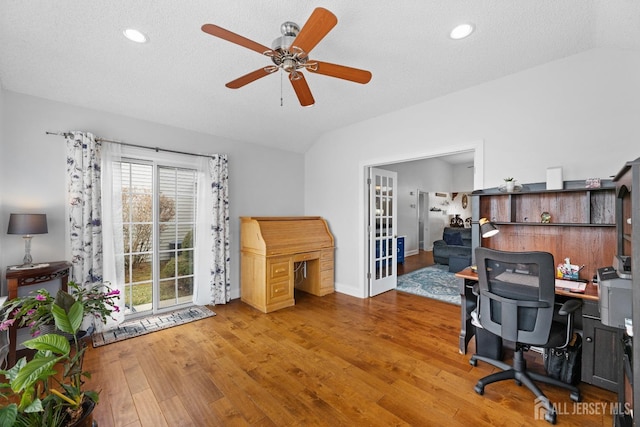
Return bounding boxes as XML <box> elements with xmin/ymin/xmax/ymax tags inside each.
<box><xmin>0</xmin><ymin>319</ymin><xmax>15</xmax><ymax>331</ymax></box>
<box><xmin>31</xmin><ymin>330</ymin><xmax>41</xmax><ymax>337</ymax></box>
<box><xmin>26</xmin><ymin>309</ymin><xmax>36</xmax><ymax>316</ymax></box>
<box><xmin>35</xmin><ymin>294</ymin><xmax>47</xmax><ymax>301</ymax></box>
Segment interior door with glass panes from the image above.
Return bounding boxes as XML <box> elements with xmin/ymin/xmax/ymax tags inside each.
<box><xmin>368</xmin><ymin>167</ymin><xmax>398</xmax><ymax>296</ymax></box>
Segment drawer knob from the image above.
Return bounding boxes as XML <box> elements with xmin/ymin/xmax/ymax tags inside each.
<box><xmin>586</xmin><ymin>337</ymin><xmax>593</xmax><ymax>343</ymax></box>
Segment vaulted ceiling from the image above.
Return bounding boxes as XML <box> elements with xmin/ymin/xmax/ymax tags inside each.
<box><xmin>1</xmin><ymin>1</ymin><xmax>638</xmax><ymax>153</ymax></box>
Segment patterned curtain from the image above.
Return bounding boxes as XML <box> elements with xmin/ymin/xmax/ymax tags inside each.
<box><xmin>195</xmin><ymin>155</ymin><xmax>230</xmax><ymax>304</ymax></box>
<box><xmin>209</xmin><ymin>155</ymin><xmax>230</xmax><ymax>304</ymax></box>
<box><xmin>65</xmin><ymin>132</ymin><xmax>103</xmax><ymax>286</ymax></box>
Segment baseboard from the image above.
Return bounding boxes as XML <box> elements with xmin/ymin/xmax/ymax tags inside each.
<box><xmin>335</xmin><ymin>281</ymin><xmax>367</xmax><ymax>298</ymax></box>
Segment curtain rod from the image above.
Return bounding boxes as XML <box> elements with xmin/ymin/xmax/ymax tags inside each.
<box><xmin>45</xmin><ymin>131</ymin><xmax>217</xmax><ymax>160</ymax></box>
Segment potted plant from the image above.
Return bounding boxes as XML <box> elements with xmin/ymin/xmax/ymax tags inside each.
<box><xmin>504</xmin><ymin>177</ymin><xmax>516</xmax><ymax>192</ymax></box>
<box><xmin>0</xmin><ymin>282</ymin><xmax>120</xmax><ymax>338</ymax></box>
<box><xmin>0</xmin><ymin>283</ymin><xmax>119</xmax><ymax>426</ymax></box>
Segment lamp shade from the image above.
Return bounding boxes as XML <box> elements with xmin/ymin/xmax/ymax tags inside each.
<box><xmin>7</xmin><ymin>214</ymin><xmax>48</xmax><ymax>235</ymax></box>
<box><xmin>479</xmin><ymin>217</ymin><xmax>499</xmax><ymax>238</ymax></box>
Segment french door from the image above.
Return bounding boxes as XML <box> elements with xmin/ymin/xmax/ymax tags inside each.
<box><xmin>368</xmin><ymin>167</ymin><xmax>398</xmax><ymax>296</ymax></box>
<box><xmin>120</xmin><ymin>160</ymin><xmax>197</xmax><ymax>316</ymax></box>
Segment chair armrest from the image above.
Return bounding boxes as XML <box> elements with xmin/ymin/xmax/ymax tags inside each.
<box><xmin>433</xmin><ymin>240</ymin><xmax>446</xmax><ymax>247</ymax></box>
<box><xmin>556</xmin><ymin>299</ymin><xmax>582</xmax><ymax>349</ymax></box>
<box><xmin>558</xmin><ymin>299</ymin><xmax>582</xmax><ymax>316</ymax></box>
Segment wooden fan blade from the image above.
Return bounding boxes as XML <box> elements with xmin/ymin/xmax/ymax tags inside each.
<box><xmin>307</xmin><ymin>61</ymin><xmax>372</xmax><ymax>84</ymax></box>
<box><xmin>290</xmin><ymin>73</ymin><xmax>315</xmax><ymax>107</ymax></box>
<box><xmin>226</xmin><ymin>68</ymin><xmax>274</xmax><ymax>89</ymax></box>
<box><xmin>290</xmin><ymin>8</ymin><xmax>337</xmax><ymax>56</ymax></box>
<box><xmin>202</xmin><ymin>24</ymin><xmax>273</xmax><ymax>56</ymax></box>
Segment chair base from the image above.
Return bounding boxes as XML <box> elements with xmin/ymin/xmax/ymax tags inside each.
<box><xmin>470</xmin><ymin>347</ymin><xmax>581</xmax><ymax>425</ymax></box>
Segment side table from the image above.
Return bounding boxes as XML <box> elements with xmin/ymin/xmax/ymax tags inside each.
<box><xmin>5</xmin><ymin>261</ymin><xmax>72</xmax><ymax>366</ymax></box>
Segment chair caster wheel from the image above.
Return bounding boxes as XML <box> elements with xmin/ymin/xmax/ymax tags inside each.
<box><xmin>469</xmin><ymin>358</ymin><xmax>477</xmax><ymax>367</ymax></box>
<box><xmin>515</xmin><ymin>380</ymin><xmax>522</xmax><ymax>386</ymax></box>
<box><xmin>544</xmin><ymin>409</ymin><xmax>557</xmax><ymax>424</ymax></box>
<box><xmin>474</xmin><ymin>384</ymin><xmax>484</xmax><ymax>395</ymax></box>
<box><xmin>570</xmin><ymin>391</ymin><xmax>581</xmax><ymax>402</ymax></box>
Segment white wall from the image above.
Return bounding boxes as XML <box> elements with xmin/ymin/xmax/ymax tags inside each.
<box><xmin>0</xmin><ymin>91</ymin><xmax>305</xmax><ymax>300</ymax></box>
<box><xmin>378</xmin><ymin>158</ymin><xmax>456</xmax><ymax>254</ymax></box>
<box><xmin>305</xmin><ymin>48</ymin><xmax>640</xmax><ymax>298</ymax></box>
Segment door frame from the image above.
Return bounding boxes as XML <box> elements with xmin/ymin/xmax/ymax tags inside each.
<box><xmin>418</xmin><ymin>191</ymin><xmax>429</xmax><ymax>251</ymax></box>
<box><xmin>360</xmin><ymin>141</ymin><xmax>484</xmax><ymax>297</ymax></box>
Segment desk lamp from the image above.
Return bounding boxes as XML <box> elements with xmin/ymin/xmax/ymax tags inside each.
<box><xmin>7</xmin><ymin>213</ymin><xmax>48</xmax><ymax>267</ymax></box>
<box><xmin>471</xmin><ymin>218</ymin><xmax>499</xmax><ymax>272</ymax></box>
<box><xmin>480</xmin><ymin>217</ymin><xmax>499</xmax><ymax>238</ymax></box>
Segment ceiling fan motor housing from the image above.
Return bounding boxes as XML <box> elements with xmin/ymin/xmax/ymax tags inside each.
<box><xmin>270</xmin><ymin>21</ymin><xmax>309</xmax><ymax>72</ymax></box>
<box><xmin>271</xmin><ymin>21</ymin><xmax>300</xmax><ymax>52</ymax></box>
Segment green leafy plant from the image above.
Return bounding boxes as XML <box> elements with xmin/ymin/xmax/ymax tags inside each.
<box><xmin>0</xmin><ymin>283</ymin><xmax>118</xmax><ymax>427</ymax></box>
<box><xmin>504</xmin><ymin>177</ymin><xmax>515</xmax><ymax>182</ymax></box>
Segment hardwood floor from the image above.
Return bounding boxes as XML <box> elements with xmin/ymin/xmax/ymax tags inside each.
<box><xmin>398</xmin><ymin>250</ymin><xmax>435</xmax><ymax>275</ymax></box>
<box><xmin>84</xmin><ymin>289</ymin><xmax>615</xmax><ymax>426</ymax></box>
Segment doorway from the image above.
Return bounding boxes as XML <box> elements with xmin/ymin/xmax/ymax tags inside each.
<box><xmin>363</xmin><ymin>143</ymin><xmax>483</xmax><ymax>297</ymax></box>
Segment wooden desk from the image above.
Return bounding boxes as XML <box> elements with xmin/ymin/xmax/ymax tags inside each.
<box><xmin>455</xmin><ymin>267</ymin><xmax>598</xmax><ymax>355</ymax></box>
<box><xmin>5</xmin><ymin>261</ymin><xmax>72</xmax><ymax>366</ymax></box>
<box><xmin>240</xmin><ymin>217</ymin><xmax>334</xmax><ymax>313</ymax></box>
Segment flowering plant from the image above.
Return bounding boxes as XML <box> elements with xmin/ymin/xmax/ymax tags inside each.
<box><xmin>0</xmin><ymin>283</ymin><xmax>120</xmax><ymax>426</ymax></box>
<box><xmin>0</xmin><ymin>281</ymin><xmax>120</xmax><ymax>337</ymax></box>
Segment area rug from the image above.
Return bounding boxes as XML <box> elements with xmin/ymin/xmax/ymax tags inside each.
<box><xmin>92</xmin><ymin>305</ymin><xmax>216</xmax><ymax>347</ymax></box>
<box><xmin>397</xmin><ymin>264</ymin><xmax>461</xmax><ymax>305</ymax></box>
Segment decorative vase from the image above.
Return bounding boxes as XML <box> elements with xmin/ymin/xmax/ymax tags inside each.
<box><xmin>505</xmin><ymin>181</ymin><xmax>515</xmax><ymax>192</ymax></box>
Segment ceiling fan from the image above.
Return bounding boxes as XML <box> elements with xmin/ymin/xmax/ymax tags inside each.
<box><xmin>201</xmin><ymin>7</ymin><xmax>372</xmax><ymax>107</ymax></box>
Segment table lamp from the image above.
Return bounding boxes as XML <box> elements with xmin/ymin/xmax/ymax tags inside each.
<box><xmin>7</xmin><ymin>213</ymin><xmax>48</xmax><ymax>267</ymax></box>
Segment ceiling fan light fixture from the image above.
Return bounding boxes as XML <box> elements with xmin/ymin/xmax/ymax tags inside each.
<box><xmin>450</xmin><ymin>23</ymin><xmax>474</xmax><ymax>40</ymax></box>
<box><xmin>123</xmin><ymin>28</ymin><xmax>148</xmax><ymax>43</ymax></box>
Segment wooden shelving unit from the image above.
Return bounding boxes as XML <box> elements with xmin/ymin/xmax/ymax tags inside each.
<box><xmin>472</xmin><ymin>180</ymin><xmax>616</xmax><ymax>281</ymax></box>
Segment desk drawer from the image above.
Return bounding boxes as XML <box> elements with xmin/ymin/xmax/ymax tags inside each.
<box><xmin>320</xmin><ymin>270</ymin><xmax>334</xmax><ymax>288</ymax></box>
<box><xmin>293</xmin><ymin>252</ymin><xmax>320</xmax><ymax>262</ymax></box>
<box><xmin>267</xmin><ymin>278</ymin><xmax>292</xmax><ymax>303</ymax></box>
<box><xmin>269</xmin><ymin>259</ymin><xmax>291</xmax><ymax>281</ymax></box>
<box><xmin>582</xmin><ymin>300</ymin><xmax>600</xmax><ymax>319</ymax></box>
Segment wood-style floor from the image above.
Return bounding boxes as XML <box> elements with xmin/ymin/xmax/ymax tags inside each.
<box><xmin>84</xmin><ymin>270</ymin><xmax>616</xmax><ymax>426</ymax></box>
<box><xmin>398</xmin><ymin>250</ymin><xmax>435</xmax><ymax>275</ymax></box>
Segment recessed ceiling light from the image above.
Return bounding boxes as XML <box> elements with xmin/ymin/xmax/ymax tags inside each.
<box><xmin>123</xmin><ymin>28</ymin><xmax>148</xmax><ymax>43</ymax></box>
<box><xmin>450</xmin><ymin>23</ymin><xmax>474</xmax><ymax>40</ymax></box>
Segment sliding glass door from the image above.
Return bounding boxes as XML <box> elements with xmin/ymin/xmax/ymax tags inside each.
<box><xmin>120</xmin><ymin>160</ymin><xmax>197</xmax><ymax>316</ymax></box>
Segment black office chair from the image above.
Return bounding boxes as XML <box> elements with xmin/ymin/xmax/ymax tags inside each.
<box><xmin>469</xmin><ymin>248</ymin><xmax>581</xmax><ymax>424</ymax></box>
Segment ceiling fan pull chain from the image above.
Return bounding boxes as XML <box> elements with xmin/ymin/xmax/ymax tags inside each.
<box><xmin>280</xmin><ymin>70</ymin><xmax>284</xmax><ymax>107</ymax></box>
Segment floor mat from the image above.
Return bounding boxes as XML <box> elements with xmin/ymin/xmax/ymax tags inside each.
<box><xmin>92</xmin><ymin>305</ymin><xmax>216</xmax><ymax>347</ymax></box>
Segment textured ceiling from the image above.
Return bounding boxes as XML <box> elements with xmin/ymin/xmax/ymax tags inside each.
<box><xmin>1</xmin><ymin>1</ymin><xmax>638</xmax><ymax>153</ymax></box>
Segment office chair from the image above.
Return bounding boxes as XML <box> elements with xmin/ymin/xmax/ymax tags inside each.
<box><xmin>469</xmin><ymin>248</ymin><xmax>582</xmax><ymax>424</ymax></box>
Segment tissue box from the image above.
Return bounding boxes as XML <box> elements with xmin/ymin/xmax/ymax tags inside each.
<box><xmin>557</xmin><ymin>263</ymin><xmax>579</xmax><ymax>280</ymax></box>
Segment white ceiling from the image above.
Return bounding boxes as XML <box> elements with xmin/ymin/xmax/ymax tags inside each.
<box><xmin>1</xmin><ymin>1</ymin><xmax>639</xmax><ymax>154</ymax></box>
